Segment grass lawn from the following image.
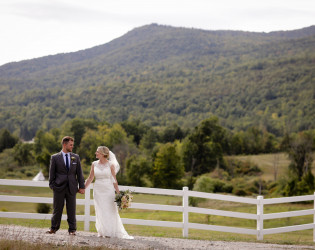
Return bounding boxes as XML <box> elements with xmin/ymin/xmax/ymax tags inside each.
<box><xmin>1</xmin><ymin>152</ymin><xmax>315</xmax><ymax>245</ymax></box>
<box><xmin>1</xmin><ymin>184</ymin><xmax>315</xmax><ymax>245</ymax></box>
<box><xmin>230</xmin><ymin>152</ymin><xmax>315</xmax><ymax>182</ymax></box>
<box><xmin>1</xmin><ymin>217</ymin><xmax>315</xmax><ymax>246</ymax></box>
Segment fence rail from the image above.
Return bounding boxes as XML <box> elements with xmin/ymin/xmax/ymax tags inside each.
<box><xmin>0</xmin><ymin>179</ymin><xmax>314</xmax><ymax>240</ymax></box>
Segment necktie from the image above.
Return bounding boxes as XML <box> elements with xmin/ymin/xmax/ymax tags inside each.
<box><xmin>65</xmin><ymin>154</ymin><xmax>70</xmax><ymax>171</ymax></box>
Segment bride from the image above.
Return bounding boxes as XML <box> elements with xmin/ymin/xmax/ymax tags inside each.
<box><xmin>85</xmin><ymin>146</ymin><xmax>133</xmax><ymax>239</ymax></box>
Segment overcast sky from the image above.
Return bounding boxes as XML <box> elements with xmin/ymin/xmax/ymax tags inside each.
<box><xmin>0</xmin><ymin>0</ymin><xmax>314</xmax><ymax>66</ymax></box>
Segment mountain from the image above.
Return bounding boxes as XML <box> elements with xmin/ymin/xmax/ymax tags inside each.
<box><xmin>0</xmin><ymin>24</ymin><xmax>315</xmax><ymax>139</ymax></box>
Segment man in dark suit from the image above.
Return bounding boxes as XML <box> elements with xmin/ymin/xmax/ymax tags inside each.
<box><xmin>46</xmin><ymin>136</ymin><xmax>85</xmax><ymax>235</ymax></box>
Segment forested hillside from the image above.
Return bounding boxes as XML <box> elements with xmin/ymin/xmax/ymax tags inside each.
<box><xmin>0</xmin><ymin>24</ymin><xmax>314</xmax><ymax>140</ymax></box>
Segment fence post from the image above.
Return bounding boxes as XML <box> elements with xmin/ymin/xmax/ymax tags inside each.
<box><xmin>257</xmin><ymin>195</ymin><xmax>264</xmax><ymax>240</ymax></box>
<box><xmin>313</xmin><ymin>192</ymin><xmax>315</xmax><ymax>242</ymax></box>
<box><xmin>84</xmin><ymin>185</ymin><xmax>91</xmax><ymax>231</ymax></box>
<box><xmin>182</xmin><ymin>186</ymin><xmax>189</xmax><ymax>237</ymax></box>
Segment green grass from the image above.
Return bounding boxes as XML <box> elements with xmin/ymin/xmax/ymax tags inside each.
<box><xmin>132</xmin><ymin>193</ymin><xmax>182</xmax><ymax>205</ymax></box>
<box><xmin>0</xmin><ymin>185</ymin><xmax>52</xmax><ymax>197</ymax></box>
<box><xmin>231</xmin><ymin>152</ymin><xmax>315</xmax><ymax>182</ymax></box>
<box><xmin>1</xmin><ymin>185</ymin><xmax>315</xmax><ymax>246</ymax></box>
<box><xmin>1</xmin><ymin>152</ymin><xmax>315</xmax><ymax>245</ymax></box>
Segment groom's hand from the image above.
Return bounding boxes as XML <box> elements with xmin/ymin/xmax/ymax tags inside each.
<box><xmin>78</xmin><ymin>188</ymin><xmax>85</xmax><ymax>194</ymax></box>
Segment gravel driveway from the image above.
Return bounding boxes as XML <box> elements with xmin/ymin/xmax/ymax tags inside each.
<box><xmin>1</xmin><ymin>224</ymin><xmax>315</xmax><ymax>250</ymax></box>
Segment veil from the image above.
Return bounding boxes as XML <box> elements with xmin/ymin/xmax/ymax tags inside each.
<box><xmin>108</xmin><ymin>150</ymin><xmax>120</xmax><ymax>174</ymax></box>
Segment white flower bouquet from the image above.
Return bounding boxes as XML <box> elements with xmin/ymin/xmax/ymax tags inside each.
<box><xmin>115</xmin><ymin>190</ymin><xmax>133</xmax><ymax>210</ymax></box>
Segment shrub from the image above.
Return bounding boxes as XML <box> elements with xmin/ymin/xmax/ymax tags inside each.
<box><xmin>25</xmin><ymin>171</ymin><xmax>33</xmax><ymax>177</ymax></box>
<box><xmin>282</xmin><ymin>172</ymin><xmax>315</xmax><ymax>196</ymax></box>
<box><xmin>189</xmin><ymin>197</ymin><xmax>200</xmax><ymax>207</ymax></box>
<box><xmin>193</xmin><ymin>176</ymin><xmax>233</xmax><ymax>193</ymax></box>
<box><xmin>226</xmin><ymin>158</ymin><xmax>262</xmax><ymax>177</ymax></box>
<box><xmin>234</xmin><ymin>160</ymin><xmax>262</xmax><ymax>176</ymax></box>
<box><xmin>233</xmin><ymin>189</ymin><xmax>248</xmax><ymax>196</ymax></box>
<box><xmin>36</xmin><ymin>203</ymin><xmax>51</xmax><ymax>214</ymax></box>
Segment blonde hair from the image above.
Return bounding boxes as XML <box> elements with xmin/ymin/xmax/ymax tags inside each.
<box><xmin>97</xmin><ymin>146</ymin><xmax>109</xmax><ymax>159</ymax></box>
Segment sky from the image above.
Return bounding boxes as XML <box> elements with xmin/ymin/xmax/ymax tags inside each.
<box><xmin>0</xmin><ymin>0</ymin><xmax>314</xmax><ymax>66</ymax></box>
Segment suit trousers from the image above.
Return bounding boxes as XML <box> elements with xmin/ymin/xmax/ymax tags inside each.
<box><xmin>51</xmin><ymin>186</ymin><xmax>76</xmax><ymax>232</ymax></box>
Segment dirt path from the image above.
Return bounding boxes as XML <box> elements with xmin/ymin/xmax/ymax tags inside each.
<box><xmin>1</xmin><ymin>225</ymin><xmax>315</xmax><ymax>250</ymax></box>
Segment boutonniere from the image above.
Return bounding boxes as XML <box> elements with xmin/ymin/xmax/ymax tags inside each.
<box><xmin>71</xmin><ymin>156</ymin><xmax>76</xmax><ymax>163</ymax></box>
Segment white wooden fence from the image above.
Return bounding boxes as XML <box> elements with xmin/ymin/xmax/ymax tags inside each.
<box><xmin>0</xmin><ymin>179</ymin><xmax>314</xmax><ymax>241</ymax></box>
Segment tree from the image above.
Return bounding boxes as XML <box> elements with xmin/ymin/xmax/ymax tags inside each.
<box><xmin>0</xmin><ymin>129</ymin><xmax>18</xmax><ymax>152</ymax></box>
<box><xmin>152</xmin><ymin>143</ymin><xmax>184</xmax><ymax>189</ymax></box>
<box><xmin>126</xmin><ymin>155</ymin><xmax>151</xmax><ymax>186</ymax></box>
<box><xmin>78</xmin><ymin>129</ymin><xmax>102</xmax><ymax>164</ymax></box>
<box><xmin>182</xmin><ymin>117</ymin><xmax>227</xmax><ymax>176</ymax></box>
<box><xmin>103</xmin><ymin>123</ymin><xmax>129</xmax><ymax>149</ymax></box>
<box><xmin>287</xmin><ymin>132</ymin><xmax>314</xmax><ymax>181</ymax></box>
<box><xmin>280</xmin><ymin>131</ymin><xmax>315</xmax><ymax>196</ymax></box>
<box><xmin>13</xmin><ymin>142</ymin><xmax>34</xmax><ymax>166</ymax></box>
<box><xmin>121</xmin><ymin>119</ymin><xmax>149</xmax><ymax>145</ymax></box>
<box><xmin>140</xmin><ymin>129</ymin><xmax>159</xmax><ymax>151</ymax></box>
<box><xmin>34</xmin><ymin>129</ymin><xmax>61</xmax><ymax>176</ymax></box>
<box><xmin>160</xmin><ymin>123</ymin><xmax>186</xmax><ymax>143</ymax></box>
<box><xmin>112</xmin><ymin>142</ymin><xmax>137</xmax><ymax>180</ymax></box>
<box><xmin>273</xmin><ymin>154</ymin><xmax>280</xmax><ymax>181</ymax></box>
<box><xmin>243</xmin><ymin>127</ymin><xmax>264</xmax><ymax>154</ymax></box>
<box><xmin>280</xmin><ymin>132</ymin><xmax>292</xmax><ymax>151</ymax></box>
<box><xmin>230</xmin><ymin>132</ymin><xmax>245</xmax><ymax>155</ymax></box>
<box><xmin>103</xmin><ymin>123</ymin><xmax>136</xmax><ymax>178</ymax></box>
<box><xmin>70</xmin><ymin>118</ymin><xmax>97</xmax><ymax>151</ymax></box>
<box><xmin>78</xmin><ymin>123</ymin><xmax>136</xmax><ymax>179</ymax></box>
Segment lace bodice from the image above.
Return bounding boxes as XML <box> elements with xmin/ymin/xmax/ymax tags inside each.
<box><xmin>94</xmin><ymin>161</ymin><xmax>113</xmax><ymax>181</ymax></box>
<box><xmin>94</xmin><ymin>161</ymin><xmax>110</xmax><ymax>177</ymax></box>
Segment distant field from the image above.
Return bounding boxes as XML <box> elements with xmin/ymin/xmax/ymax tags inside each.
<box><xmin>228</xmin><ymin>152</ymin><xmax>315</xmax><ymax>181</ymax></box>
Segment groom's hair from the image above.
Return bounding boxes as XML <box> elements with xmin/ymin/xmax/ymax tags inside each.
<box><xmin>61</xmin><ymin>136</ymin><xmax>74</xmax><ymax>145</ymax></box>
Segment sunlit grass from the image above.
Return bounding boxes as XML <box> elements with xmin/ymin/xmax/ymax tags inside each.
<box><xmin>1</xmin><ymin>191</ymin><xmax>315</xmax><ymax>245</ymax></box>
<box><xmin>2</xmin><ymin>161</ymin><xmax>315</xmax><ymax>246</ymax></box>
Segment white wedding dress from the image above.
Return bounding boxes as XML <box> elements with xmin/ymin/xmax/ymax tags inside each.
<box><xmin>93</xmin><ymin>160</ymin><xmax>133</xmax><ymax>239</ymax></box>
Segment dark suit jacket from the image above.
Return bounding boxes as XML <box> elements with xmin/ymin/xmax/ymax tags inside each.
<box><xmin>49</xmin><ymin>151</ymin><xmax>85</xmax><ymax>195</ymax></box>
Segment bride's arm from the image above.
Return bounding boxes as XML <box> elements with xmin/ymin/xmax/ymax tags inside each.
<box><xmin>85</xmin><ymin>163</ymin><xmax>95</xmax><ymax>189</ymax></box>
<box><xmin>110</xmin><ymin>164</ymin><xmax>120</xmax><ymax>194</ymax></box>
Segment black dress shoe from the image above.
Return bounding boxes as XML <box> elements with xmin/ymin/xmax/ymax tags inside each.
<box><xmin>46</xmin><ymin>229</ymin><xmax>56</xmax><ymax>234</ymax></box>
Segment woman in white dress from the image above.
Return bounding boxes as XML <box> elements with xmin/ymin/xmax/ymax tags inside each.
<box><xmin>85</xmin><ymin>146</ymin><xmax>133</xmax><ymax>239</ymax></box>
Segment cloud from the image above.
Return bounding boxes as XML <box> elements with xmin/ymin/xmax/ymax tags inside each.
<box><xmin>4</xmin><ymin>0</ymin><xmax>123</xmax><ymax>24</ymax></box>
<box><xmin>0</xmin><ymin>0</ymin><xmax>314</xmax><ymax>65</ymax></box>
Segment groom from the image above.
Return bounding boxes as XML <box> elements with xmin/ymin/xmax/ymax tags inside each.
<box><xmin>46</xmin><ymin>136</ymin><xmax>85</xmax><ymax>235</ymax></box>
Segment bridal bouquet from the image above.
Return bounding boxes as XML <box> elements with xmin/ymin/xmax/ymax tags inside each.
<box><xmin>115</xmin><ymin>190</ymin><xmax>133</xmax><ymax>210</ymax></box>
